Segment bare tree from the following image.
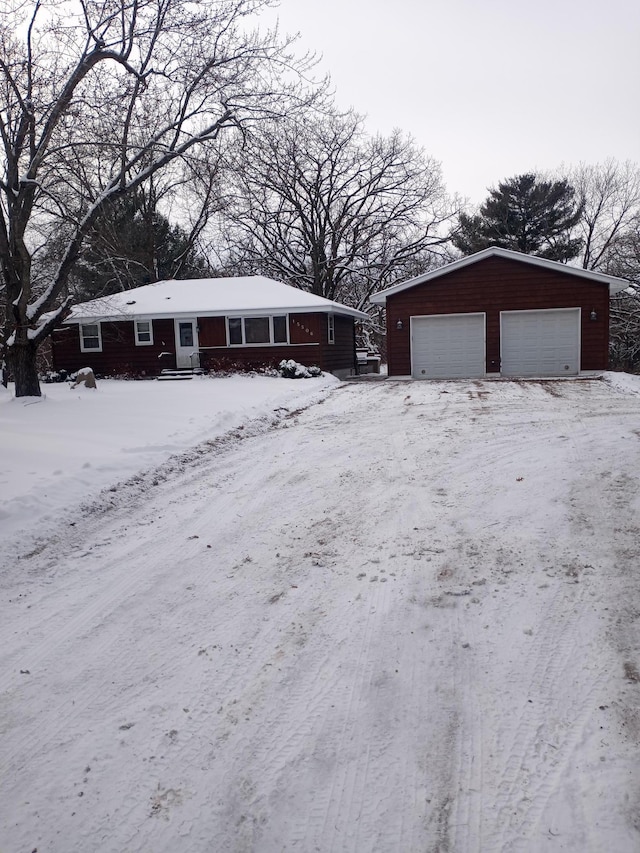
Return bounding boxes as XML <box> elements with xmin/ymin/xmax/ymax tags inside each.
<box><xmin>610</xmin><ymin>290</ymin><xmax>640</xmax><ymax>372</ymax></box>
<box><xmin>563</xmin><ymin>161</ymin><xmax>640</xmax><ymax>371</ymax></box>
<box><xmin>606</xmin><ymin>213</ymin><xmax>640</xmax><ymax>372</ymax></box>
<box><xmin>0</xmin><ymin>0</ymin><xmax>314</xmax><ymax>396</ymax></box>
<box><xmin>44</xmin><ymin>157</ymin><xmax>225</xmax><ymax>301</ymax></box>
<box><xmin>220</xmin><ymin>109</ymin><xmax>458</xmax><ymax>312</ymax></box>
<box><xmin>607</xmin><ymin>214</ymin><xmax>640</xmax><ymax>284</ymax></box>
<box><xmin>570</xmin><ymin>160</ymin><xmax>640</xmax><ymax>271</ymax></box>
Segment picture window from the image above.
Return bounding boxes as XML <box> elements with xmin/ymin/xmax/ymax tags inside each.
<box><xmin>227</xmin><ymin>315</ymin><xmax>289</xmax><ymax>346</ymax></box>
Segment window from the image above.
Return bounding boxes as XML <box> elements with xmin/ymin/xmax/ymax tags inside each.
<box><xmin>328</xmin><ymin>314</ymin><xmax>335</xmax><ymax>344</ymax></box>
<box><xmin>244</xmin><ymin>317</ymin><xmax>270</xmax><ymax>344</ymax></box>
<box><xmin>273</xmin><ymin>315</ymin><xmax>288</xmax><ymax>343</ymax></box>
<box><xmin>178</xmin><ymin>322</ymin><xmax>194</xmax><ymax>347</ymax></box>
<box><xmin>135</xmin><ymin>320</ymin><xmax>153</xmax><ymax>346</ymax></box>
<box><xmin>80</xmin><ymin>323</ymin><xmax>102</xmax><ymax>352</ymax></box>
<box><xmin>227</xmin><ymin>315</ymin><xmax>289</xmax><ymax>346</ymax></box>
<box><xmin>228</xmin><ymin>317</ymin><xmax>242</xmax><ymax>345</ymax></box>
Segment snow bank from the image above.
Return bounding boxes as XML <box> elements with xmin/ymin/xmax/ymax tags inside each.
<box><xmin>603</xmin><ymin>370</ymin><xmax>640</xmax><ymax>396</ymax></box>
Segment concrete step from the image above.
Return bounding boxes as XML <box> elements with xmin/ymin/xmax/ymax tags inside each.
<box><xmin>157</xmin><ymin>368</ymin><xmax>204</xmax><ymax>381</ymax></box>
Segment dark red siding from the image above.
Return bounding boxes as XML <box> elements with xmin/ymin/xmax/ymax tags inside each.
<box><xmin>319</xmin><ymin>314</ymin><xmax>357</xmax><ymax>374</ymax></box>
<box><xmin>52</xmin><ymin>319</ymin><xmax>177</xmax><ymax>376</ymax></box>
<box><xmin>197</xmin><ymin>316</ymin><xmax>226</xmax><ymax>347</ymax></box>
<box><xmin>52</xmin><ymin>312</ymin><xmax>357</xmax><ymax>377</ymax></box>
<box><xmin>386</xmin><ymin>256</ymin><xmax>610</xmax><ymax>376</ymax></box>
<box><xmin>199</xmin><ymin>312</ymin><xmax>356</xmax><ymax>375</ymax></box>
<box><xmin>289</xmin><ymin>313</ymin><xmax>322</xmax><ymax>345</ymax></box>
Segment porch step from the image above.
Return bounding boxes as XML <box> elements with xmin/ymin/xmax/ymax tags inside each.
<box><xmin>157</xmin><ymin>368</ymin><xmax>204</xmax><ymax>381</ymax></box>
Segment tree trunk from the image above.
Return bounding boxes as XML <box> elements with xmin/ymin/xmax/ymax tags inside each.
<box><xmin>9</xmin><ymin>338</ymin><xmax>42</xmax><ymax>397</ymax></box>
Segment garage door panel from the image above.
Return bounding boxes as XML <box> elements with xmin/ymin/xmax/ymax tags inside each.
<box><xmin>411</xmin><ymin>313</ymin><xmax>485</xmax><ymax>379</ymax></box>
<box><xmin>501</xmin><ymin>309</ymin><xmax>580</xmax><ymax>377</ymax></box>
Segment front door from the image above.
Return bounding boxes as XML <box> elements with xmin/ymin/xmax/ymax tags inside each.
<box><xmin>174</xmin><ymin>319</ymin><xmax>200</xmax><ymax>369</ymax></box>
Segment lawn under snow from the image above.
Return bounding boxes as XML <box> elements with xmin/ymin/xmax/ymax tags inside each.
<box><xmin>0</xmin><ymin>373</ymin><xmax>338</xmax><ymax>546</ymax></box>
<box><xmin>1</xmin><ymin>372</ymin><xmax>640</xmax><ymax>853</ymax></box>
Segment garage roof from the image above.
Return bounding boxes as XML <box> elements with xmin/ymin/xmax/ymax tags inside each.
<box><xmin>369</xmin><ymin>247</ymin><xmax>630</xmax><ymax>304</ymax></box>
<box><xmin>65</xmin><ymin>276</ymin><xmax>368</xmax><ymax>323</ymax></box>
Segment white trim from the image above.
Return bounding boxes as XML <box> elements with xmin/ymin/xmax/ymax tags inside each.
<box><xmin>370</xmin><ymin>246</ymin><xmax>630</xmax><ymax>304</ymax></box>
<box><xmin>79</xmin><ymin>322</ymin><xmax>102</xmax><ymax>353</ymax></box>
<box><xmin>328</xmin><ymin>314</ymin><xmax>335</xmax><ymax>344</ymax></box>
<box><xmin>226</xmin><ymin>314</ymin><xmax>290</xmax><ymax>347</ymax></box>
<box><xmin>500</xmin><ymin>307</ymin><xmax>581</xmax><ymax>377</ymax></box>
<box><xmin>134</xmin><ymin>319</ymin><xmax>154</xmax><ymax>346</ymax></box>
<box><xmin>410</xmin><ymin>312</ymin><xmax>486</xmax><ymax>379</ymax></box>
<box><xmin>67</xmin><ymin>305</ymin><xmax>367</xmax><ymax>324</ymax></box>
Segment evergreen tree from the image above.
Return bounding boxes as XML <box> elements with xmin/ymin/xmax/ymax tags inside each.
<box><xmin>453</xmin><ymin>173</ymin><xmax>583</xmax><ymax>262</ymax></box>
<box><xmin>70</xmin><ymin>192</ymin><xmax>210</xmax><ymax>300</ymax></box>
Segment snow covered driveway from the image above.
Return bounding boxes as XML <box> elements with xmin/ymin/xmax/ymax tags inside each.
<box><xmin>2</xmin><ymin>377</ymin><xmax>640</xmax><ymax>852</ymax></box>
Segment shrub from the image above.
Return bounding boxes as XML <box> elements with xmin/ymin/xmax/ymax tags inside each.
<box><xmin>41</xmin><ymin>369</ymin><xmax>68</xmax><ymax>383</ymax></box>
<box><xmin>278</xmin><ymin>360</ymin><xmax>323</xmax><ymax>379</ymax></box>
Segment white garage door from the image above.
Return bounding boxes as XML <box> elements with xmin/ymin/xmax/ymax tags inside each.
<box><xmin>501</xmin><ymin>308</ymin><xmax>580</xmax><ymax>377</ymax></box>
<box><xmin>411</xmin><ymin>313</ymin><xmax>485</xmax><ymax>379</ymax></box>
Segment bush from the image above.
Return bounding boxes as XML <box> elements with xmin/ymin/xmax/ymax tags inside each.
<box><xmin>41</xmin><ymin>369</ymin><xmax>68</xmax><ymax>383</ymax></box>
<box><xmin>278</xmin><ymin>360</ymin><xmax>323</xmax><ymax>379</ymax></box>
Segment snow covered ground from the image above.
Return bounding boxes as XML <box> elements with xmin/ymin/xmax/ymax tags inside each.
<box><xmin>2</xmin><ymin>373</ymin><xmax>640</xmax><ymax>852</ymax></box>
<box><xmin>0</xmin><ymin>374</ymin><xmax>338</xmax><ymax>545</ymax></box>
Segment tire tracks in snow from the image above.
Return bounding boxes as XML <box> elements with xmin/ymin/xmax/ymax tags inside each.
<box><xmin>3</xmin><ymin>379</ymin><xmax>640</xmax><ymax>853</ymax></box>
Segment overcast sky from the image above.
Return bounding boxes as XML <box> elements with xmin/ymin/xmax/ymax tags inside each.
<box><xmin>266</xmin><ymin>0</ymin><xmax>640</xmax><ymax>203</ymax></box>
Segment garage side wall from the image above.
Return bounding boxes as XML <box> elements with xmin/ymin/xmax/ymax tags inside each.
<box><xmin>386</xmin><ymin>256</ymin><xmax>610</xmax><ymax>376</ymax></box>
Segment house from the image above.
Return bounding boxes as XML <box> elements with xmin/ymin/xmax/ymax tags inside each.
<box><xmin>370</xmin><ymin>247</ymin><xmax>629</xmax><ymax>379</ymax></box>
<box><xmin>52</xmin><ymin>276</ymin><xmax>368</xmax><ymax>379</ymax></box>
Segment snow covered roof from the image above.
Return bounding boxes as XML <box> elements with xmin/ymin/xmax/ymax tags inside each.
<box><xmin>369</xmin><ymin>247</ymin><xmax>631</xmax><ymax>304</ymax></box>
<box><xmin>65</xmin><ymin>276</ymin><xmax>368</xmax><ymax>323</ymax></box>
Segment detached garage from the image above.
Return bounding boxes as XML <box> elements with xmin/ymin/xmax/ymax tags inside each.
<box><xmin>370</xmin><ymin>247</ymin><xmax>629</xmax><ymax>379</ymax></box>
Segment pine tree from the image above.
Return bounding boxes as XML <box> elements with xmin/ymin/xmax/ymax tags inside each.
<box><xmin>70</xmin><ymin>193</ymin><xmax>209</xmax><ymax>300</ymax></box>
<box><xmin>453</xmin><ymin>173</ymin><xmax>583</xmax><ymax>262</ymax></box>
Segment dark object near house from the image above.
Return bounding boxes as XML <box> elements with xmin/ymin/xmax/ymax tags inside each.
<box><xmin>370</xmin><ymin>247</ymin><xmax>629</xmax><ymax>379</ymax></box>
<box><xmin>52</xmin><ymin>276</ymin><xmax>367</xmax><ymax>379</ymax></box>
